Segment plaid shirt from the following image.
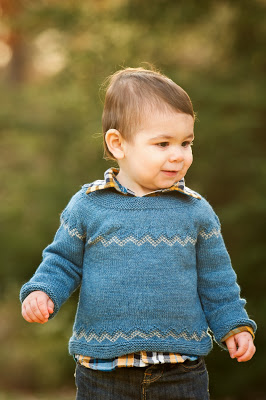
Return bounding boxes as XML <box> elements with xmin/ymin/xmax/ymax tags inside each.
<box><xmin>75</xmin><ymin>168</ymin><xmax>254</xmax><ymax>371</ymax></box>
<box><xmin>85</xmin><ymin>167</ymin><xmax>201</xmax><ymax>199</ymax></box>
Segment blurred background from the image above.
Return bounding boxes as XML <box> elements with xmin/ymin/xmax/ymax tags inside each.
<box><xmin>0</xmin><ymin>0</ymin><xmax>265</xmax><ymax>399</ymax></box>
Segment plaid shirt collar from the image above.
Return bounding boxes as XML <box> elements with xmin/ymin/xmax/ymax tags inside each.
<box><xmin>86</xmin><ymin>168</ymin><xmax>201</xmax><ymax>199</ymax></box>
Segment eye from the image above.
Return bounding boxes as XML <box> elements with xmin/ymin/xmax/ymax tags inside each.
<box><xmin>157</xmin><ymin>142</ymin><xmax>169</xmax><ymax>148</ymax></box>
<box><xmin>182</xmin><ymin>140</ymin><xmax>194</xmax><ymax>148</ymax></box>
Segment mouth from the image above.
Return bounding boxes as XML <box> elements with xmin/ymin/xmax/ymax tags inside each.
<box><xmin>161</xmin><ymin>170</ymin><xmax>179</xmax><ymax>177</ymax></box>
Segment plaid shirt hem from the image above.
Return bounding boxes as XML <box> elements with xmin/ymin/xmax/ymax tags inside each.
<box><xmin>75</xmin><ymin>352</ymin><xmax>198</xmax><ymax>371</ymax></box>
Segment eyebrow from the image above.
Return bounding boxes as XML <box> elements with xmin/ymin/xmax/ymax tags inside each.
<box><xmin>150</xmin><ymin>133</ymin><xmax>194</xmax><ymax>141</ymax></box>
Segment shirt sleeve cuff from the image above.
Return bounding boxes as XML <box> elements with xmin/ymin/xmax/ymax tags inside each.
<box><xmin>221</xmin><ymin>326</ymin><xmax>255</xmax><ymax>342</ymax></box>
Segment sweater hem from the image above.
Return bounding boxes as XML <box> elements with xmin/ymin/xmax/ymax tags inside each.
<box><xmin>68</xmin><ymin>339</ymin><xmax>213</xmax><ymax>359</ymax></box>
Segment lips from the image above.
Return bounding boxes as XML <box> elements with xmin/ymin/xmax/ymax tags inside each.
<box><xmin>162</xmin><ymin>170</ymin><xmax>179</xmax><ymax>177</ymax></box>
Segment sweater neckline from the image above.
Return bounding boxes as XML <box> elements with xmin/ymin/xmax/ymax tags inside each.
<box><xmin>86</xmin><ymin>189</ymin><xmax>199</xmax><ymax>210</ymax></box>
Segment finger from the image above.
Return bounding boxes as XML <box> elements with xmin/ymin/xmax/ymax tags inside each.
<box><xmin>22</xmin><ymin>304</ymin><xmax>35</xmax><ymax>323</ymax></box>
<box><xmin>47</xmin><ymin>298</ymin><xmax>54</xmax><ymax>314</ymax></box>
<box><xmin>237</xmin><ymin>342</ymin><xmax>256</xmax><ymax>362</ymax></box>
<box><xmin>29</xmin><ymin>298</ymin><xmax>47</xmax><ymax>321</ymax></box>
<box><xmin>25</xmin><ymin>305</ymin><xmax>44</xmax><ymax>323</ymax></box>
<box><xmin>226</xmin><ymin>336</ymin><xmax>237</xmax><ymax>358</ymax></box>
<box><xmin>234</xmin><ymin>339</ymin><xmax>249</xmax><ymax>358</ymax></box>
<box><xmin>24</xmin><ymin>301</ymin><xmax>47</xmax><ymax>323</ymax></box>
<box><xmin>37</xmin><ymin>297</ymin><xmax>50</xmax><ymax>319</ymax></box>
<box><xmin>23</xmin><ymin>304</ymin><xmax>43</xmax><ymax>323</ymax></box>
<box><xmin>233</xmin><ymin>332</ymin><xmax>253</xmax><ymax>358</ymax></box>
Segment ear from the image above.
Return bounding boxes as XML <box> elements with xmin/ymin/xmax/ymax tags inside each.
<box><xmin>105</xmin><ymin>129</ymin><xmax>125</xmax><ymax>160</ymax></box>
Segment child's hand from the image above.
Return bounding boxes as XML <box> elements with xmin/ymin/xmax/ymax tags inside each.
<box><xmin>225</xmin><ymin>331</ymin><xmax>256</xmax><ymax>362</ymax></box>
<box><xmin>22</xmin><ymin>291</ymin><xmax>54</xmax><ymax>324</ymax></box>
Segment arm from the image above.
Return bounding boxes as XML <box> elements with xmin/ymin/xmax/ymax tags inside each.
<box><xmin>20</xmin><ymin>190</ymin><xmax>87</xmax><ymax>318</ymax></box>
<box><xmin>196</xmin><ymin>201</ymin><xmax>257</xmax><ymax>347</ymax></box>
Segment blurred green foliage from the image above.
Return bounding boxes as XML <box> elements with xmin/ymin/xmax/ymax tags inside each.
<box><xmin>0</xmin><ymin>0</ymin><xmax>265</xmax><ymax>398</ymax></box>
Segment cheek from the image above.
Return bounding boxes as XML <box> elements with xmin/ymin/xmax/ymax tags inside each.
<box><xmin>185</xmin><ymin>152</ymin><xmax>193</xmax><ymax>168</ymax></box>
<box><xmin>142</xmin><ymin>148</ymin><xmax>160</xmax><ymax>164</ymax></box>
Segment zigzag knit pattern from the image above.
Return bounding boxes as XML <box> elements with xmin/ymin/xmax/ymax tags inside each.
<box><xmin>86</xmin><ymin>229</ymin><xmax>221</xmax><ymax>248</ymax></box>
<box><xmin>20</xmin><ymin>186</ymin><xmax>257</xmax><ymax>359</ymax></box>
<box><xmin>61</xmin><ymin>218</ymin><xmax>87</xmax><ymax>241</ymax></box>
<box><xmin>73</xmin><ymin>329</ymin><xmax>208</xmax><ymax>343</ymax></box>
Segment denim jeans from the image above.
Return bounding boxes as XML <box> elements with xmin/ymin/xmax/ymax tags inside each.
<box><xmin>75</xmin><ymin>357</ymin><xmax>210</xmax><ymax>400</ymax></box>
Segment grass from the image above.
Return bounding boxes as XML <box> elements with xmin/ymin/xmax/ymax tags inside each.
<box><xmin>0</xmin><ymin>391</ymin><xmax>76</xmax><ymax>400</ymax></box>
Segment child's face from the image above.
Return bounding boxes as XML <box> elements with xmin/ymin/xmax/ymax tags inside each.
<box><xmin>117</xmin><ymin>110</ymin><xmax>194</xmax><ymax>196</ymax></box>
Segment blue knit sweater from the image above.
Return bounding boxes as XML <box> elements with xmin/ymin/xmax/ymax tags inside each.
<box><xmin>20</xmin><ymin>184</ymin><xmax>256</xmax><ymax>359</ymax></box>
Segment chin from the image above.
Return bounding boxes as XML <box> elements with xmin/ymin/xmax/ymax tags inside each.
<box><xmin>159</xmin><ymin>183</ymin><xmax>173</xmax><ymax>190</ymax></box>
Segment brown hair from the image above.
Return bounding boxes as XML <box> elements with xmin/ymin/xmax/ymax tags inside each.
<box><xmin>102</xmin><ymin>66</ymin><xmax>195</xmax><ymax>160</ymax></box>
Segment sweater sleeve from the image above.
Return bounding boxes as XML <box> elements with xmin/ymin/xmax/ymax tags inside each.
<box><xmin>196</xmin><ymin>200</ymin><xmax>257</xmax><ymax>348</ymax></box>
<box><xmin>19</xmin><ymin>190</ymin><xmax>87</xmax><ymax>318</ymax></box>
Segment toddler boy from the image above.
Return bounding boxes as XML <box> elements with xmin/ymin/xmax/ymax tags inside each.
<box><xmin>20</xmin><ymin>67</ymin><xmax>256</xmax><ymax>400</ymax></box>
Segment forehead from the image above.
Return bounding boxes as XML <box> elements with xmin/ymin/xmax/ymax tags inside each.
<box><xmin>134</xmin><ymin>110</ymin><xmax>194</xmax><ymax>139</ymax></box>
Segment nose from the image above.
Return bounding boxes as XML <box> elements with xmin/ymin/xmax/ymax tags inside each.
<box><xmin>169</xmin><ymin>146</ymin><xmax>184</xmax><ymax>163</ymax></box>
